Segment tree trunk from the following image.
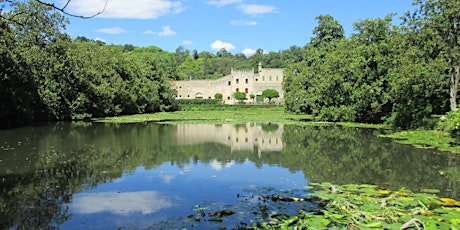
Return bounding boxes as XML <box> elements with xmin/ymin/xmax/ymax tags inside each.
<box><xmin>451</xmin><ymin>65</ymin><xmax>460</xmax><ymax>111</ymax></box>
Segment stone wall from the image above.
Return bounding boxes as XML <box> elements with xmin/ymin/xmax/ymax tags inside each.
<box><xmin>172</xmin><ymin>63</ymin><xmax>284</xmax><ymax>104</ymax></box>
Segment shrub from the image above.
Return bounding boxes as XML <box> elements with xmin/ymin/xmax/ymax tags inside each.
<box><xmin>437</xmin><ymin>109</ymin><xmax>460</xmax><ymax>137</ymax></box>
<box><xmin>214</xmin><ymin>93</ymin><xmax>223</xmax><ymax>100</ymax></box>
<box><xmin>175</xmin><ymin>99</ymin><xmax>221</xmax><ymax>105</ymax></box>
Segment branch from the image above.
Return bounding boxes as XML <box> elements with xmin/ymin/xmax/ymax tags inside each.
<box><xmin>34</xmin><ymin>0</ymin><xmax>107</xmax><ymax>19</ymax></box>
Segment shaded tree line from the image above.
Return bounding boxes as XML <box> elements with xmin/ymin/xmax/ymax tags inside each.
<box><xmin>173</xmin><ymin>46</ymin><xmax>305</xmax><ymax>80</ymax></box>
<box><xmin>2</xmin><ymin>0</ymin><xmax>458</xmax><ymax>130</ymax></box>
<box><xmin>0</xmin><ymin>1</ymin><xmax>178</xmax><ymax>128</ymax></box>
<box><xmin>283</xmin><ymin>0</ymin><xmax>459</xmax><ymax>129</ymax></box>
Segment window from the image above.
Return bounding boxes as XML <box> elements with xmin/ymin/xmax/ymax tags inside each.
<box><xmin>228</xmin><ymin>81</ymin><xmax>231</xmax><ymax>86</ymax></box>
<box><xmin>227</xmin><ymin>96</ymin><xmax>230</xmax><ymax>100</ymax></box>
<box><xmin>245</xmin><ymin>88</ymin><xmax>248</xmax><ymax>93</ymax></box>
<box><xmin>236</xmin><ymin>79</ymin><xmax>239</xmax><ymax>84</ymax></box>
<box><xmin>245</xmin><ymin>79</ymin><xmax>248</xmax><ymax>84</ymax></box>
<box><xmin>262</xmin><ymin>76</ymin><xmax>265</xmax><ymax>81</ymax></box>
<box><xmin>236</xmin><ymin>88</ymin><xmax>239</xmax><ymax>92</ymax></box>
<box><xmin>255</xmin><ymin>78</ymin><xmax>258</xmax><ymax>82</ymax></box>
<box><xmin>276</xmin><ymin>76</ymin><xmax>279</xmax><ymax>81</ymax></box>
<box><xmin>269</xmin><ymin>76</ymin><xmax>272</xmax><ymax>81</ymax></box>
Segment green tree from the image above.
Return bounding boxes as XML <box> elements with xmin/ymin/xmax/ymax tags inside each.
<box><xmin>233</xmin><ymin>92</ymin><xmax>246</xmax><ymax>103</ymax></box>
<box><xmin>310</xmin><ymin>14</ymin><xmax>344</xmax><ymax>47</ymax></box>
<box><xmin>405</xmin><ymin>0</ymin><xmax>460</xmax><ymax>111</ymax></box>
<box><xmin>262</xmin><ymin>89</ymin><xmax>280</xmax><ymax>103</ymax></box>
<box><xmin>214</xmin><ymin>93</ymin><xmax>223</xmax><ymax>100</ymax></box>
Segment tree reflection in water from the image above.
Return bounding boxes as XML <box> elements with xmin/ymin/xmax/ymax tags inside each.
<box><xmin>0</xmin><ymin>122</ymin><xmax>458</xmax><ymax>229</ymax></box>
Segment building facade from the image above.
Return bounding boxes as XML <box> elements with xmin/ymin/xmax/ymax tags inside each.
<box><xmin>172</xmin><ymin>63</ymin><xmax>284</xmax><ymax>104</ymax></box>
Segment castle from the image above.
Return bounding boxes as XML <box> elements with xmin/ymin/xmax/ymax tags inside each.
<box><xmin>172</xmin><ymin>62</ymin><xmax>284</xmax><ymax>104</ymax></box>
<box><xmin>175</xmin><ymin>123</ymin><xmax>283</xmax><ymax>158</ymax></box>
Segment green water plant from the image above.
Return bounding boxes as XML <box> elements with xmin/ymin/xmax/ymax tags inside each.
<box><xmin>252</xmin><ymin>183</ymin><xmax>460</xmax><ymax>230</ymax></box>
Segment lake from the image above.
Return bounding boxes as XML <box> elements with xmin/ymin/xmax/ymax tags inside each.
<box><xmin>0</xmin><ymin>122</ymin><xmax>458</xmax><ymax>229</ymax></box>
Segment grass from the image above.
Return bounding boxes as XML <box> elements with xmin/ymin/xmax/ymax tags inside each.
<box><xmin>95</xmin><ymin>105</ymin><xmax>460</xmax><ymax>154</ymax></box>
<box><xmin>380</xmin><ymin>130</ymin><xmax>460</xmax><ymax>154</ymax></box>
<box><xmin>96</xmin><ymin>105</ymin><xmax>313</xmax><ymax>124</ymax></box>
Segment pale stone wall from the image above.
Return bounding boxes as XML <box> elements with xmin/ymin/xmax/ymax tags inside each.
<box><xmin>172</xmin><ymin>63</ymin><xmax>284</xmax><ymax>104</ymax></box>
<box><xmin>175</xmin><ymin>123</ymin><xmax>283</xmax><ymax>157</ymax></box>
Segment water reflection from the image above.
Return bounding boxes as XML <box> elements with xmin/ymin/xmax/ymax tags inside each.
<box><xmin>176</xmin><ymin>123</ymin><xmax>283</xmax><ymax>157</ymax></box>
<box><xmin>0</xmin><ymin>122</ymin><xmax>459</xmax><ymax>229</ymax></box>
<box><xmin>73</xmin><ymin>191</ymin><xmax>173</xmax><ymax>215</ymax></box>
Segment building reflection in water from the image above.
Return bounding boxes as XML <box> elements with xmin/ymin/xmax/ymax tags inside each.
<box><xmin>175</xmin><ymin>123</ymin><xmax>283</xmax><ymax>157</ymax></box>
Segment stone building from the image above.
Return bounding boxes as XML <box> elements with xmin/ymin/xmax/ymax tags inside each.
<box><xmin>172</xmin><ymin>62</ymin><xmax>284</xmax><ymax>104</ymax></box>
<box><xmin>175</xmin><ymin>123</ymin><xmax>283</xmax><ymax>158</ymax></box>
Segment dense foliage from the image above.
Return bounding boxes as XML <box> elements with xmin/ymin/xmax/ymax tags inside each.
<box><xmin>1</xmin><ymin>0</ymin><xmax>459</xmax><ymax>130</ymax></box>
<box><xmin>0</xmin><ymin>1</ymin><xmax>179</xmax><ymax>128</ymax></box>
<box><xmin>261</xmin><ymin>89</ymin><xmax>280</xmax><ymax>103</ymax></box>
<box><xmin>283</xmin><ymin>1</ymin><xmax>457</xmax><ymax>129</ymax></box>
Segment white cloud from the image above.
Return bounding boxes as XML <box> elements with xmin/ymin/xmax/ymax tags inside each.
<box><xmin>210</xmin><ymin>160</ymin><xmax>235</xmax><ymax>171</ymax></box>
<box><xmin>183</xmin><ymin>40</ymin><xmax>193</xmax><ymax>45</ymax></box>
<box><xmin>97</xmin><ymin>27</ymin><xmax>129</xmax><ymax>34</ymax></box>
<box><xmin>210</xmin><ymin>40</ymin><xmax>236</xmax><ymax>51</ymax></box>
<box><xmin>206</xmin><ymin>0</ymin><xmax>242</xmax><ymax>7</ymax></box>
<box><xmin>94</xmin><ymin>37</ymin><xmax>106</xmax><ymax>43</ymax></box>
<box><xmin>67</xmin><ymin>0</ymin><xmax>184</xmax><ymax>19</ymax></box>
<box><xmin>230</xmin><ymin>19</ymin><xmax>257</xmax><ymax>26</ymax></box>
<box><xmin>238</xmin><ymin>4</ymin><xmax>276</xmax><ymax>15</ymax></box>
<box><xmin>72</xmin><ymin>191</ymin><xmax>173</xmax><ymax>215</ymax></box>
<box><xmin>242</xmin><ymin>48</ymin><xmax>256</xmax><ymax>56</ymax></box>
<box><xmin>158</xmin><ymin>26</ymin><xmax>176</xmax><ymax>37</ymax></box>
<box><xmin>144</xmin><ymin>26</ymin><xmax>176</xmax><ymax>37</ymax></box>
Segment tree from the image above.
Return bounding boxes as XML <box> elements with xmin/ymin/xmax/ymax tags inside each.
<box><xmin>233</xmin><ymin>92</ymin><xmax>246</xmax><ymax>103</ymax></box>
<box><xmin>310</xmin><ymin>14</ymin><xmax>344</xmax><ymax>47</ymax></box>
<box><xmin>262</xmin><ymin>89</ymin><xmax>279</xmax><ymax>103</ymax></box>
<box><xmin>0</xmin><ymin>0</ymin><xmax>106</xmax><ymax>22</ymax></box>
<box><xmin>406</xmin><ymin>0</ymin><xmax>460</xmax><ymax>111</ymax></box>
<box><xmin>250</xmin><ymin>93</ymin><xmax>255</xmax><ymax>103</ymax></box>
<box><xmin>214</xmin><ymin>93</ymin><xmax>223</xmax><ymax>100</ymax></box>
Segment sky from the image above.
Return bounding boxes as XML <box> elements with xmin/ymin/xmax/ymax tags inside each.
<box><xmin>62</xmin><ymin>0</ymin><xmax>416</xmax><ymax>56</ymax></box>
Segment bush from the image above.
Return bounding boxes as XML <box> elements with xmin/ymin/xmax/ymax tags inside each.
<box><xmin>214</xmin><ymin>93</ymin><xmax>223</xmax><ymax>100</ymax></box>
<box><xmin>437</xmin><ymin>110</ymin><xmax>460</xmax><ymax>137</ymax></box>
<box><xmin>175</xmin><ymin>99</ymin><xmax>222</xmax><ymax>105</ymax></box>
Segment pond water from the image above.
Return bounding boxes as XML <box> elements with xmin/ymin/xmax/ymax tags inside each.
<box><xmin>0</xmin><ymin>122</ymin><xmax>458</xmax><ymax>229</ymax></box>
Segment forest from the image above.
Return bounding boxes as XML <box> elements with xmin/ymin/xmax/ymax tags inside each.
<box><xmin>1</xmin><ymin>0</ymin><xmax>459</xmax><ymax>130</ymax></box>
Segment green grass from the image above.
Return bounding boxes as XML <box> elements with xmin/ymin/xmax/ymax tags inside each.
<box><xmin>380</xmin><ymin>130</ymin><xmax>460</xmax><ymax>154</ymax></box>
<box><xmin>96</xmin><ymin>105</ymin><xmax>460</xmax><ymax>154</ymax></box>
<box><xmin>95</xmin><ymin>105</ymin><xmax>313</xmax><ymax>124</ymax></box>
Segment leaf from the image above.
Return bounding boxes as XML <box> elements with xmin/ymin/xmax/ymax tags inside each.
<box><xmin>321</xmin><ymin>218</ymin><xmax>331</xmax><ymax>226</ymax></box>
<box><xmin>420</xmin><ymin>188</ymin><xmax>440</xmax><ymax>193</ymax></box>
<box><xmin>440</xmin><ymin>198</ymin><xmax>458</xmax><ymax>206</ymax></box>
<box><xmin>398</xmin><ymin>196</ymin><xmax>415</xmax><ymax>201</ymax></box>
<box><xmin>361</xmin><ymin>221</ymin><xmax>382</xmax><ymax>228</ymax></box>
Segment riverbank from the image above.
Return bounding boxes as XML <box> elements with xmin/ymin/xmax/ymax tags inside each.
<box><xmin>93</xmin><ymin>105</ymin><xmax>460</xmax><ymax>229</ymax></box>
<box><xmin>95</xmin><ymin>105</ymin><xmax>460</xmax><ymax>154</ymax></box>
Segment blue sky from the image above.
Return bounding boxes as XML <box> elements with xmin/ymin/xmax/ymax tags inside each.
<box><xmin>63</xmin><ymin>0</ymin><xmax>415</xmax><ymax>55</ymax></box>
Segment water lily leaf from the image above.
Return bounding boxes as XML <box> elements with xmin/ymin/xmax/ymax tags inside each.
<box><xmin>320</xmin><ymin>218</ymin><xmax>331</xmax><ymax>226</ymax></box>
<box><xmin>420</xmin><ymin>188</ymin><xmax>440</xmax><ymax>193</ymax></box>
<box><xmin>378</xmin><ymin>189</ymin><xmax>391</xmax><ymax>195</ymax></box>
<box><xmin>440</xmin><ymin>198</ymin><xmax>458</xmax><ymax>206</ymax></box>
<box><xmin>399</xmin><ymin>197</ymin><xmax>415</xmax><ymax>202</ymax></box>
<box><xmin>361</xmin><ymin>221</ymin><xmax>382</xmax><ymax>228</ymax></box>
<box><xmin>331</xmin><ymin>214</ymin><xmax>346</xmax><ymax>219</ymax></box>
<box><xmin>450</xmin><ymin>219</ymin><xmax>460</xmax><ymax>224</ymax></box>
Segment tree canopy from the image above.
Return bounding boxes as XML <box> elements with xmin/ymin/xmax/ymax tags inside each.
<box><xmin>1</xmin><ymin>0</ymin><xmax>458</xmax><ymax>130</ymax></box>
<box><xmin>234</xmin><ymin>92</ymin><xmax>247</xmax><ymax>103</ymax></box>
<box><xmin>262</xmin><ymin>89</ymin><xmax>280</xmax><ymax>103</ymax></box>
